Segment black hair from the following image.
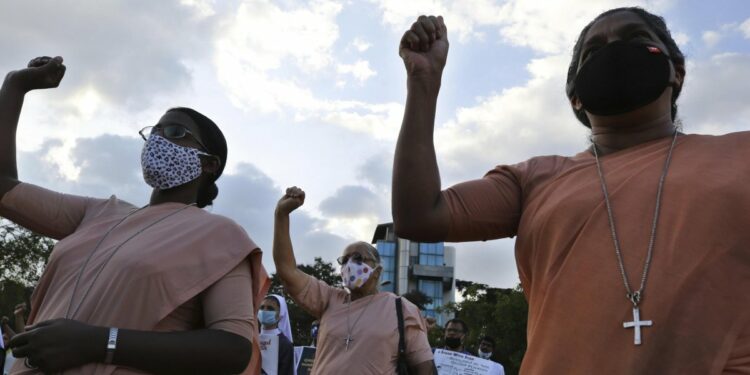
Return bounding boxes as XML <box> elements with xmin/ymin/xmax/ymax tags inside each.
<box><xmin>480</xmin><ymin>335</ymin><xmax>496</xmax><ymax>348</ymax></box>
<box><xmin>263</xmin><ymin>295</ymin><xmax>281</xmax><ymax>310</ymax></box>
<box><xmin>445</xmin><ymin>318</ymin><xmax>469</xmax><ymax>334</ymax></box>
<box><xmin>166</xmin><ymin>107</ymin><xmax>227</xmax><ymax>208</ymax></box>
<box><xmin>566</xmin><ymin>7</ymin><xmax>686</xmax><ymax>128</ymax></box>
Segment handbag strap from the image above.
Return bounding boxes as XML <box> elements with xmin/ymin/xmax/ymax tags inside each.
<box><xmin>396</xmin><ymin>297</ymin><xmax>406</xmax><ymax>355</ymax></box>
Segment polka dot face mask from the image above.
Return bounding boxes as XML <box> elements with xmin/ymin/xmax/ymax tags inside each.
<box><xmin>141</xmin><ymin>134</ymin><xmax>209</xmax><ymax>190</ymax></box>
<box><xmin>341</xmin><ymin>259</ymin><xmax>374</xmax><ymax>290</ymax></box>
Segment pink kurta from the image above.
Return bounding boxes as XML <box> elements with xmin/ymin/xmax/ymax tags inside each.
<box><xmin>291</xmin><ymin>274</ymin><xmax>433</xmax><ymax>374</ymax></box>
<box><xmin>0</xmin><ymin>183</ymin><xmax>270</xmax><ymax>374</ymax></box>
<box><xmin>443</xmin><ymin>132</ymin><xmax>750</xmax><ymax>374</ymax></box>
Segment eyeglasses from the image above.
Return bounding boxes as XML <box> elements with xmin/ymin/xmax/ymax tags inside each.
<box><xmin>139</xmin><ymin>124</ymin><xmax>210</xmax><ymax>152</ymax></box>
<box><xmin>445</xmin><ymin>328</ymin><xmax>464</xmax><ymax>334</ymax></box>
<box><xmin>337</xmin><ymin>252</ymin><xmax>372</xmax><ymax>266</ymax></box>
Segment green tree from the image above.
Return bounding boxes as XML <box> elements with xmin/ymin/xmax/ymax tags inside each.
<box><xmin>0</xmin><ymin>221</ymin><xmax>54</xmax><ymax>327</ymax></box>
<box><xmin>444</xmin><ymin>280</ymin><xmax>528</xmax><ymax>375</ymax></box>
<box><xmin>268</xmin><ymin>257</ymin><xmax>341</xmax><ymax>346</ymax></box>
<box><xmin>401</xmin><ymin>289</ymin><xmax>432</xmax><ymax>310</ymax></box>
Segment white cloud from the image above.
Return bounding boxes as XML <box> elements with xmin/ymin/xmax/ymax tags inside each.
<box><xmin>337</xmin><ymin>60</ymin><xmax>377</xmax><ymax>83</ymax></box>
<box><xmin>679</xmin><ymin>53</ymin><xmax>750</xmax><ymax>134</ymax></box>
<box><xmin>702</xmin><ymin>30</ymin><xmax>722</xmax><ymax>47</ymax></box>
<box><xmin>372</xmin><ymin>0</ymin><xmax>673</xmax><ymax>53</ymax></box>
<box><xmin>351</xmin><ymin>37</ymin><xmax>372</xmax><ymax>52</ymax></box>
<box><xmin>740</xmin><ymin>18</ymin><xmax>750</xmax><ymax>39</ymax></box>
<box><xmin>673</xmin><ymin>31</ymin><xmax>690</xmax><ymax>47</ymax></box>
<box><xmin>214</xmin><ymin>0</ymin><xmax>401</xmax><ymax>140</ymax></box>
<box><xmin>435</xmin><ymin>54</ymin><xmax>589</xmax><ymax>182</ymax></box>
<box><xmin>180</xmin><ymin>0</ymin><xmax>216</xmax><ymax>18</ymax></box>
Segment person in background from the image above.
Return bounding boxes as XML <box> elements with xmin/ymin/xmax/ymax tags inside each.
<box><xmin>309</xmin><ymin>320</ymin><xmax>319</xmax><ymax>347</ymax></box>
<box><xmin>259</xmin><ymin>295</ymin><xmax>294</xmax><ymax>375</ymax></box>
<box><xmin>438</xmin><ymin>319</ymin><xmax>471</xmax><ymax>355</ymax></box>
<box><xmin>273</xmin><ymin>186</ymin><xmax>435</xmax><ymax>374</ymax></box>
<box><xmin>477</xmin><ymin>336</ymin><xmax>498</xmax><ymax>362</ymax></box>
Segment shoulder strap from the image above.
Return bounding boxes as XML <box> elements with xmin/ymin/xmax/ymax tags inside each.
<box><xmin>396</xmin><ymin>297</ymin><xmax>406</xmax><ymax>355</ymax></box>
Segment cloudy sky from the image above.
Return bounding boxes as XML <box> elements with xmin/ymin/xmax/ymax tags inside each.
<box><xmin>2</xmin><ymin>0</ymin><xmax>748</xmax><ymax>288</ymax></box>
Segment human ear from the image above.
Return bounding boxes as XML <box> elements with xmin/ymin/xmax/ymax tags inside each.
<box><xmin>570</xmin><ymin>95</ymin><xmax>583</xmax><ymax>111</ymax></box>
<box><xmin>201</xmin><ymin>156</ymin><xmax>220</xmax><ymax>175</ymax></box>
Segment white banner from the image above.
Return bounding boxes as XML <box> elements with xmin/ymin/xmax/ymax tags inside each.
<box><xmin>434</xmin><ymin>349</ymin><xmax>504</xmax><ymax>375</ymax></box>
<box><xmin>259</xmin><ymin>334</ymin><xmax>279</xmax><ymax>375</ymax></box>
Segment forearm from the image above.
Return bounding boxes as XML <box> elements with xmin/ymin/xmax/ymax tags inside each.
<box><xmin>0</xmin><ymin>78</ymin><xmax>26</xmax><ymax>190</ymax></box>
<box><xmin>107</xmin><ymin>327</ymin><xmax>251</xmax><ymax>375</ymax></box>
<box><xmin>392</xmin><ymin>77</ymin><xmax>448</xmax><ymax>241</ymax></box>
<box><xmin>272</xmin><ymin>212</ymin><xmax>306</xmax><ymax>295</ymax></box>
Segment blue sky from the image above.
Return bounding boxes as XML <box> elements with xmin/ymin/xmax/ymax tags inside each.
<box><xmin>1</xmin><ymin>0</ymin><xmax>748</xmax><ymax>288</ymax></box>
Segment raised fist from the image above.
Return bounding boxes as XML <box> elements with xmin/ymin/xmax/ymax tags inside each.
<box><xmin>5</xmin><ymin>56</ymin><xmax>66</xmax><ymax>92</ymax></box>
<box><xmin>276</xmin><ymin>186</ymin><xmax>306</xmax><ymax>216</ymax></box>
<box><xmin>399</xmin><ymin>15</ymin><xmax>449</xmax><ymax>79</ymax></box>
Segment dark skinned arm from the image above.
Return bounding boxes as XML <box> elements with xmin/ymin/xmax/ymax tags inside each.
<box><xmin>392</xmin><ymin>16</ymin><xmax>451</xmax><ymax>242</ymax></box>
<box><xmin>9</xmin><ymin>318</ymin><xmax>251</xmax><ymax>374</ymax></box>
<box><xmin>0</xmin><ymin>56</ymin><xmax>66</xmax><ymax>199</ymax></box>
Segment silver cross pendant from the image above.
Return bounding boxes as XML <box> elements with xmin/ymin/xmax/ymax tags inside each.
<box><xmin>623</xmin><ymin>306</ymin><xmax>653</xmax><ymax>345</ymax></box>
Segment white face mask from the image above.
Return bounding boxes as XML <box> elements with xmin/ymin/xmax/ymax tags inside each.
<box><xmin>478</xmin><ymin>349</ymin><xmax>492</xmax><ymax>359</ymax></box>
<box><xmin>341</xmin><ymin>259</ymin><xmax>375</xmax><ymax>290</ymax></box>
<box><xmin>141</xmin><ymin>134</ymin><xmax>209</xmax><ymax>190</ymax></box>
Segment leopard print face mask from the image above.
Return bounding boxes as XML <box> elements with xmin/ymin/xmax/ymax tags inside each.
<box><xmin>141</xmin><ymin>134</ymin><xmax>209</xmax><ymax>190</ymax></box>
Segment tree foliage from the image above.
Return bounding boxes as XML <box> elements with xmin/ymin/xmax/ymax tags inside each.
<box><xmin>0</xmin><ymin>221</ymin><xmax>54</xmax><ymax>286</ymax></box>
<box><xmin>0</xmin><ymin>221</ymin><xmax>53</xmax><ymax>326</ymax></box>
<box><xmin>401</xmin><ymin>289</ymin><xmax>432</xmax><ymax>310</ymax></box>
<box><xmin>268</xmin><ymin>257</ymin><xmax>341</xmax><ymax>346</ymax></box>
<box><xmin>443</xmin><ymin>280</ymin><xmax>528</xmax><ymax>375</ymax></box>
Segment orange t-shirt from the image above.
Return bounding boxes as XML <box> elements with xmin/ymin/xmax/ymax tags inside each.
<box><xmin>443</xmin><ymin>132</ymin><xmax>750</xmax><ymax>374</ymax></box>
<box><xmin>0</xmin><ymin>183</ymin><xmax>270</xmax><ymax>375</ymax></box>
<box><xmin>291</xmin><ymin>274</ymin><xmax>434</xmax><ymax>374</ymax></box>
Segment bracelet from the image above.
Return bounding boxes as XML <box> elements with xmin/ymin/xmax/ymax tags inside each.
<box><xmin>104</xmin><ymin>327</ymin><xmax>118</xmax><ymax>364</ymax></box>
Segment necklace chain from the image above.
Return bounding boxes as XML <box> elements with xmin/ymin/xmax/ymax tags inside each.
<box><xmin>65</xmin><ymin>203</ymin><xmax>196</xmax><ymax>319</ymax></box>
<box><xmin>345</xmin><ymin>293</ymin><xmax>376</xmax><ymax>350</ymax></box>
<box><xmin>592</xmin><ymin>130</ymin><xmax>679</xmax><ymax>306</ymax></box>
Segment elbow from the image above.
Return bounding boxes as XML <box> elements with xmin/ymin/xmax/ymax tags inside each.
<box><xmin>393</xmin><ymin>221</ymin><xmax>446</xmax><ymax>243</ymax></box>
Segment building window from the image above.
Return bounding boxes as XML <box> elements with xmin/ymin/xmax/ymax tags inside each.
<box><xmin>418</xmin><ymin>242</ymin><xmax>444</xmax><ymax>266</ymax></box>
<box><xmin>377</xmin><ymin>241</ymin><xmax>397</xmax><ymax>292</ymax></box>
<box><xmin>418</xmin><ymin>279</ymin><xmax>444</xmax><ymax>324</ymax></box>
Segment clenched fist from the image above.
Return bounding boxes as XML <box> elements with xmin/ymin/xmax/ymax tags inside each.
<box><xmin>399</xmin><ymin>15</ymin><xmax>449</xmax><ymax>80</ymax></box>
<box><xmin>5</xmin><ymin>56</ymin><xmax>66</xmax><ymax>93</ymax></box>
<box><xmin>276</xmin><ymin>186</ymin><xmax>306</xmax><ymax>216</ymax></box>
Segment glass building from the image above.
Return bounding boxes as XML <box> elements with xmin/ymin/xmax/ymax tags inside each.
<box><xmin>372</xmin><ymin>223</ymin><xmax>456</xmax><ymax>325</ymax></box>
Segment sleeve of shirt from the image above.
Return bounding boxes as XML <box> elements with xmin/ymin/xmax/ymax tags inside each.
<box><xmin>288</xmin><ymin>273</ymin><xmax>337</xmax><ymax>319</ymax></box>
<box><xmin>201</xmin><ymin>259</ymin><xmax>255</xmax><ymax>340</ymax></box>
<box><xmin>0</xmin><ymin>183</ymin><xmax>94</xmax><ymax>240</ymax></box>
<box><xmin>401</xmin><ymin>300</ymin><xmax>434</xmax><ymax>367</ymax></box>
<box><xmin>441</xmin><ymin>163</ymin><xmax>527</xmax><ymax>242</ymax></box>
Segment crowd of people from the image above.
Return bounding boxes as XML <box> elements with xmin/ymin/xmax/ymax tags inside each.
<box><xmin>0</xmin><ymin>5</ymin><xmax>748</xmax><ymax>375</ymax></box>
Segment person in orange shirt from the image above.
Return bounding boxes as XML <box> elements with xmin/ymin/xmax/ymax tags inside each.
<box><xmin>393</xmin><ymin>8</ymin><xmax>749</xmax><ymax>374</ymax></box>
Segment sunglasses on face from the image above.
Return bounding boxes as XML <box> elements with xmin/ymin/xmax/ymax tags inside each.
<box><xmin>139</xmin><ymin>124</ymin><xmax>210</xmax><ymax>152</ymax></box>
<box><xmin>337</xmin><ymin>252</ymin><xmax>373</xmax><ymax>266</ymax></box>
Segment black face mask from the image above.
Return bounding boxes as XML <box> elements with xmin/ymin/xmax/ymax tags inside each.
<box><xmin>445</xmin><ymin>336</ymin><xmax>462</xmax><ymax>349</ymax></box>
<box><xmin>575</xmin><ymin>40</ymin><xmax>672</xmax><ymax>116</ymax></box>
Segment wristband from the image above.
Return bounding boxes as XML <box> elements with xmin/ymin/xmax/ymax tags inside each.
<box><xmin>104</xmin><ymin>327</ymin><xmax>118</xmax><ymax>364</ymax></box>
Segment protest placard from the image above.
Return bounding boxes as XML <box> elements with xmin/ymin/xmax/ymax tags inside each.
<box><xmin>434</xmin><ymin>349</ymin><xmax>504</xmax><ymax>375</ymax></box>
<box><xmin>293</xmin><ymin>346</ymin><xmax>316</xmax><ymax>375</ymax></box>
